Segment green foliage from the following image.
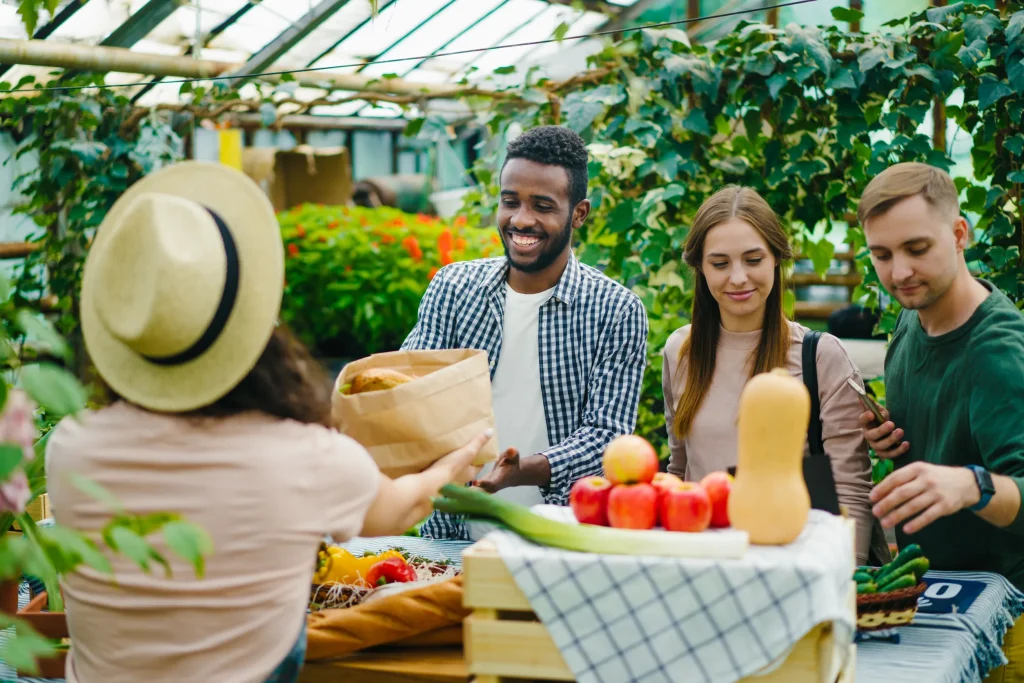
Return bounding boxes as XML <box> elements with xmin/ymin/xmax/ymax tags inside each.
<box><xmin>14</xmin><ymin>0</ymin><xmax>64</xmax><ymax>36</ymax></box>
<box><xmin>0</xmin><ymin>73</ymin><xmax>182</xmax><ymax>379</ymax></box>
<box><xmin>449</xmin><ymin>2</ymin><xmax>1024</xmax><ymax>457</ymax></box>
<box><xmin>279</xmin><ymin>205</ymin><xmax>497</xmax><ymax>358</ymax></box>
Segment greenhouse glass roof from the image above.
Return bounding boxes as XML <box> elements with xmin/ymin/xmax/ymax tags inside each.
<box><xmin>0</xmin><ymin>0</ymin><xmax>646</xmax><ymax>114</ymax></box>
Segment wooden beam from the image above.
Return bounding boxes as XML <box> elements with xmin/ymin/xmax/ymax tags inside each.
<box><xmin>0</xmin><ymin>38</ymin><xmax>495</xmax><ymax>98</ymax></box>
<box><xmin>849</xmin><ymin>0</ymin><xmax>863</xmax><ymax>31</ymax></box>
<box><xmin>794</xmin><ymin>301</ymin><xmax>846</xmax><ymax>319</ymax></box>
<box><xmin>789</xmin><ymin>272</ymin><xmax>862</xmax><ymax>287</ymax></box>
<box><xmin>0</xmin><ymin>241</ymin><xmax>40</xmax><ymax>259</ymax></box>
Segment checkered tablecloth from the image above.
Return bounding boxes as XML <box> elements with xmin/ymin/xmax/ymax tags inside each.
<box><xmin>486</xmin><ymin>507</ymin><xmax>856</xmax><ymax>683</ymax></box>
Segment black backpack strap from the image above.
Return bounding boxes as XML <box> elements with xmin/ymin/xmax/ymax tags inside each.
<box><xmin>802</xmin><ymin>330</ymin><xmax>825</xmax><ymax>456</ymax></box>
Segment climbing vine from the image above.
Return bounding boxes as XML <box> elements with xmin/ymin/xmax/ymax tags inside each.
<box><xmin>447</xmin><ymin>1</ymin><xmax>1024</xmax><ymax>455</ymax></box>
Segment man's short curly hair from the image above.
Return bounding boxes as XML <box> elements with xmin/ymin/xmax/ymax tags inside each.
<box><xmin>502</xmin><ymin>126</ymin><xmax>589</xmax><ymax>207</ymax></box>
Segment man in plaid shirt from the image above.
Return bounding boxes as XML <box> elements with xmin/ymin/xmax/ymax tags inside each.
<box><xmin>402</xmin><ymin>126</ymin><xmax>649</xmax><ymax>540</ymax></box>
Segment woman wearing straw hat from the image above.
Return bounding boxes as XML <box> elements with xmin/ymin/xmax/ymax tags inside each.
<box><xmin>44</xmin><ymin>161</ymin><xmax>492</xmax><ymax>683</ymax></box>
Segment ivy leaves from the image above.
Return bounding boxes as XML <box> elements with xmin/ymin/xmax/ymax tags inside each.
<box><xmin>450</xmin><ymin>1</ymin><xmax>1024</xmax><ymax>457</ymax></box>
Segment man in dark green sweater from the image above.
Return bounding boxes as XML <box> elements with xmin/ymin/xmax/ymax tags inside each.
<box><xmin>856</xmin><ymin>162</ymin><xmax>1024</xmax><ymax>593</ymax></box>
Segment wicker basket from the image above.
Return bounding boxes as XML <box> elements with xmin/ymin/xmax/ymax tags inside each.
<box><xmin>855</xmin><ymin>581</ymin><xmax>927</xmax><ymax>632</ymax></box>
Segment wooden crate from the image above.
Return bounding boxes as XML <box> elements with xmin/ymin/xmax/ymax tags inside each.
<box><xmin>12</xmin><ymin>494</ymin><xmax>50</xmax><ymax>531</ymax></box>
<box><xmin>462</xmin><ymin>519</ymin><xmax>857</xmax><ymax>683</ymax></box>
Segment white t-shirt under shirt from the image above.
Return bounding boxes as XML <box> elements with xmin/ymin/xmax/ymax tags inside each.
<box><xmin>468</xmin><ymin>283</ymin><xmax>554</xmax><ymax>541</ymax></box>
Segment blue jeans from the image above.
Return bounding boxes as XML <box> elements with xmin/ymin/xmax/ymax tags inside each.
<box><xmin>264</xmin><ymin>619</ymin><xmax>307</xmax><ymax>683</ymax></box>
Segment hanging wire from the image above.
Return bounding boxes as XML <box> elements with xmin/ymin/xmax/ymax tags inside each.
<box><xmin>0</xmin><ymin>0</ymin><xmax>819</xmax><ymax>95</ymax></box>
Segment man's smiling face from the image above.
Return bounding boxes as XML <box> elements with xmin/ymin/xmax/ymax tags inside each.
<box><xmin>496</xmin><ymin>158</ymin><xmax>577</xmax><ymax>274</ymax></box>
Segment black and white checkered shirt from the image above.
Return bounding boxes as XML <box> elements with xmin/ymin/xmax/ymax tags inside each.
<box><xmin>401</xmin><ymin>253</ymin><xmax>649</xmax><ymax>540</ymax></box>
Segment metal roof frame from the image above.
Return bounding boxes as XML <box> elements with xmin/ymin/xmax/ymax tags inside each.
<box><xmin>304</xmin><ymin>0</ymin><xmax>399</xmax><ymax>68</ymax></box>
<box><xmin>352</xmin><ymin>0</ymin><xmax>460</xmax><ymax>74</ymax></box>
<box><xmin>100</xmin><ymin>0</ymin><xmax>179</xmax><ymax>48</ymax></box>
<box><xmin>132</xmin><ymin>0</ymin><xmax>267</xmax><ymax>103</ymax></box>
<box><xmin>231</xmin><ymin>0</ymin><xmax>358</xmax><ymax>81</ymax></box>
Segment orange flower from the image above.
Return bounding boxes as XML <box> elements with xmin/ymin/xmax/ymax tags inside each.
<box><xmin>402</xmin><ymin>235</ymin><xmax>423</xmax><ymax>261</ymax></box>
<box><xmin>438</xmin><ymin>229</ymin><xmax>454</xmax><ymax>254</ymax></box>
<box><xmin>482</xmin><ymin>246</ymin><xmax>492</xmax><ymax>257</ymax></box>
<box><xmin>360</xmin><ymin>217</ymin><xmax>369</xmax><ymax>226</ymax></box>
<box><xmin>417</xmin><ymin>213</ymin><xmax>434</xmax><ymax>225</ymax></box>
<box><xmin>490</xmin><ymin>233</ymin><xmax>500</xmax><ymax>245</ymax></box>
<box><xmin>428</xmin><ymin>267</ymin><xmax>439</xmax><ymax>280</ymax></box>
<box><xmin>328</xmin><ymin>220</ymin><xmax>341</xmax><ymax>229</ymax></box>
<box><xmin>454</xmin><ymin>215</ymin><xmax>467</xmax><ymax>227</ymax></box>
<box><xmin>319</xmin><ymin>235</ymin><xmax>327</xmax><ymax>243</ymax></box>
<box><xmin>441</xmin><ymin>251</ymin><xmax>454</xmax><ymax>266</ymax></box>
<box><xmin>381</xmin><ymin>234</ymin><xmax>396</xmax><ymax>244</ymax></box>
<box><xmin>391</xmin><ymin>218</ymin><xmax>406</xmax><ymax>228</ymax></box>
<box><xmin>287</xmin><ymin>243</ymin><xmax>299</xmax><ymax>257</ymax></box>
<box><xmin>455</xmin><ymin>237</ymin><xmax>467</xmax><ymax>250</ymax></box>
<box><xmin>296</xmin><ymin>225</ymin><xmax>306</xmax><ymax>238</ymax></box>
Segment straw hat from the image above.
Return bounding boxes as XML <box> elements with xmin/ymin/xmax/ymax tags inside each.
<box><xmin>81</xmin><ymin>161</ymin><xmax>284</xmax><ymax>413</ymax></box>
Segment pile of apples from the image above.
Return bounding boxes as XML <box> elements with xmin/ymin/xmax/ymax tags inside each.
<box><xmin>568</xmin><ymin>434</ymin><xmax>733</xmax><ymax>533</ymax></box>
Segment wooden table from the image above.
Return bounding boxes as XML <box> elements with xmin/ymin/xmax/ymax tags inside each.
<box><xmin>299</xmin><ymin>648</ymin><xmax>468</xmax><ymax>683</ymax></box>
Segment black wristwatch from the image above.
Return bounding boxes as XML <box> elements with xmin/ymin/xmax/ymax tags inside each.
<box><xmin>966</xmin><ymin>465</ymin><xmax>995</xmax><ymax>512</ymax></box>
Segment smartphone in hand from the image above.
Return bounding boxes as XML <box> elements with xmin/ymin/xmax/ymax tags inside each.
<box><xmin>846</xmin><ymin>377</ymin><xmax>886</xmax><ymax>425</ymax></box>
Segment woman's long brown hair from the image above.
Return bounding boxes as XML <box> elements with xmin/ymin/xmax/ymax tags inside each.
<box><xmin>672</xmin><ymin>186</ymin><xmax>794</xmax><ymax>442</ymax></box>
<box><xmin>95</xmin><ymin>325</ymin><xmax>334</xmax><ymax>427</ymax></box>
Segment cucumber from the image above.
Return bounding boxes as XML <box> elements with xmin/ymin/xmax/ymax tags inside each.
<box><xmin>875</xmin><ymin>543</ymin><xmax>924</xmax><ymax>584</ymax></box>
<box><xmin>857</xmin><ymin>581</ymin><xmax>878</xmax><ymax>594</ymax></box>
<box><xmin>853</xmin><ymin>571</ymin><xmax>874</xmax><ymax>584</ymax></box>
<box><xmin>877</xmin><ymin>557</ymin><xmax>930</xmax><ymax>591</ymax></box>
<box><xmin>877</xmin><ymin>574</ymin><xmax>916</xmax><ymax>592</ymax></box>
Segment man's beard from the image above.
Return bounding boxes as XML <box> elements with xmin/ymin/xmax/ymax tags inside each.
<box><xmin>502</xmin><ymin>213</ymin><xmax>573</xmax><ymax>274</ymax></box>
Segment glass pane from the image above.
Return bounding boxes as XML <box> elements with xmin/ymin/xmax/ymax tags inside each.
<box><xmin>0</xmin><ymin>5</ymin><xmax>29</xmax><ymax>39</ymax></box>
<box><xmin>468</xmin><ymin>4</ymin><xmax>580</xmax><ymax>77</ymax></box>
<box><xmin>327</xmin><ymin>0</ymin><xmax>452</xmax><ymax>66</ymax></box>
<box><xmin>267</xmin><ymin>0</ymin><xmax>380</xmax><ymax>69</ymax></box>
<box><xmin>137</xmin><ymin>0</ymin><xmax>249</xmax><ymax>51</ymax></box>
<box><xmin>360</xmin><ymin>0</ymin><xmax>507</xmax><ymax>79</ymax></box>
<box><xmin>518</xmin><ymin>10</ymin><xmax>608</xmax><ymax>65</ymax></box>
<box><xmin>48</xmin><ymin>0</ymin><xmax>129</xmax><ymax>43</ymax></box>
<box><xmin>208</xmin><ymin>2</ymin><xmax>295</xmax><ymax>55</ymax></box>
<box><xmin>419</xmin><ymin>0</ymin><xmax>550</xmax><ymax>77</ymax></box>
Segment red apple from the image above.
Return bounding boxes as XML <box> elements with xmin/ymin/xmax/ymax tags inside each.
<box><xmin>569</xmin><ymin>476</ymin><xmax>613</xmax><ymax>526</ymax></box>
<box><xmin>700</xmin><ymin>471</ymin><xmax>734</xmax><ymax>528</ymax></box>
<box><xmin>602</xmin><ymin>435</ymin><xmax>659</xmax><ymax>485</ymax></box>
<box><xmin>651</xmin><ymin>472</ymin><xmax>684</xmax><ymax>514</ymax></box>
<box><xmin>607</xmin><ymin>483</ymin><xmax>658</xmax><ymax>530</ymax></box>
<box><xmin>661</xmin><ymin>482</ymin><xmax>712</xmax><ymax>533</ymax></box>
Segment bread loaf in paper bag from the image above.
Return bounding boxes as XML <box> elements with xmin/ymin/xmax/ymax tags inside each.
<box><xmin>331</xmin><ymin>349</ymin><xmax>498</xmax><ymax>478</ymax></box>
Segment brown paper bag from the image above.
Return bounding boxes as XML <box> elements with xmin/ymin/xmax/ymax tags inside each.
<box><xmin>331</xmin><ymin>349</ymin><xmax>498</xmax><ymax>478</ymax></box>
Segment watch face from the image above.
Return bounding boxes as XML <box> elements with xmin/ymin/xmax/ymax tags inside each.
<box><xmin>977</xmin><ymin>468</ymin><xmax>996</xmax><ymax>495</ymax></box>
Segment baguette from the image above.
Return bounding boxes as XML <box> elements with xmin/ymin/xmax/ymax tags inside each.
<box><xmin>305</xmin><ymin>575</ymin><xmax>469</xmax><ymax>660</ymax></box>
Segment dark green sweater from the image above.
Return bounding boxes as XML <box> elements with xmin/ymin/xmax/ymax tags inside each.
<box><xmin>885</xmin><ymin>280</ymin><xmax>1024</xmax><ymax>591</ymax></box>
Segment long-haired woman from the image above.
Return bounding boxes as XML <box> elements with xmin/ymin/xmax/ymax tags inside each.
<box><xmin>662</xmin><ymin>185</ymin><xmax>884</xmax><ymax>564</ymax></box>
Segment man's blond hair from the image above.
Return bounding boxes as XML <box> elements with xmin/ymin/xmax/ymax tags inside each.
<box><xmin>857</xmin><ymin>162</ymin><xmax>959</xmax><ymax>226</ymax></box>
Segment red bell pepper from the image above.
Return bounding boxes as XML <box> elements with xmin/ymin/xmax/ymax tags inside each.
<box><xmin>365</xmin><ymin>557</ymin><xmax>418</xmax><ymax>586</ymax></box>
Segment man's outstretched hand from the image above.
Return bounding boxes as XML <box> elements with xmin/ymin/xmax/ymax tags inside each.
<box><xmin>472</xmin><ymin>448</ymin><xmax>521</xmax><ymax>493</ymax></box>
<box><xmin>471</xmin><ymin>448</ymin><xmax>552</xmax><ymax>493</ymax></box>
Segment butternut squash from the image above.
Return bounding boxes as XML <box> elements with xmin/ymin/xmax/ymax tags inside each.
<box><xmin>727</xmin><ymin>368</ymin><xmax>811</xmax><ymax>545</ymax></box>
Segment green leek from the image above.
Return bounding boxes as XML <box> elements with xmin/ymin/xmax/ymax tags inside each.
<box><xmin>432</xmin><ymin>485</ymin><xmax>748</xmax><ymax>559</ymax></box>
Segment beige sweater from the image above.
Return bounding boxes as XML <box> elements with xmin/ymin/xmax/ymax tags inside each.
<box><xmin>662</xmin><ymin>321</ymin><xmax>874</xmax><ymax>563</ymax></box>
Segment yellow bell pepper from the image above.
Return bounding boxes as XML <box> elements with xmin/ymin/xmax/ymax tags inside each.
<box><xmin>315</xmin><ymin>547</ymin><xmax>409</xmax><ymax>585</ymax></box>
